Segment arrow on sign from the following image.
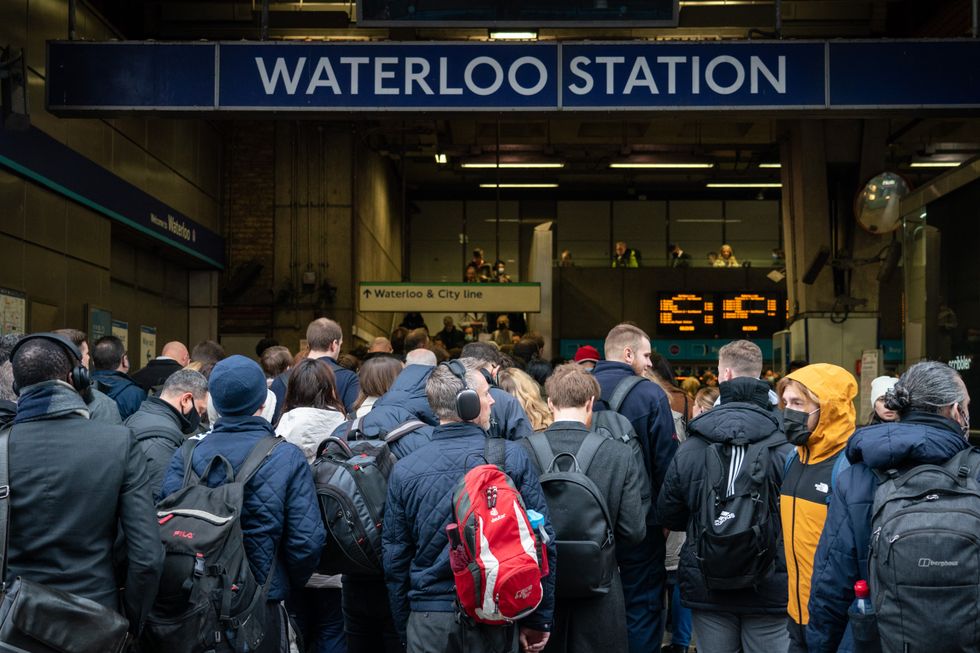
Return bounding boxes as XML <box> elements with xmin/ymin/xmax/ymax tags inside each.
<box><xmin>363</xmin><ymin>289</ymin><xmax>371</xmax><ymax>298</ymax></box>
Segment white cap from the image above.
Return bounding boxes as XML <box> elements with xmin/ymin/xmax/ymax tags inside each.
<box><xmin>870</xmin><ymin>376</ymin><xmax>899</xmax><ymax>404</ymax></box>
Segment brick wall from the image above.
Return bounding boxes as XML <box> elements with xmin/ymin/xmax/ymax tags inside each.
<box><xmin>221</xmin><ymin>122</ymin><xmax>276</xmax><ymax>332</ymax></box>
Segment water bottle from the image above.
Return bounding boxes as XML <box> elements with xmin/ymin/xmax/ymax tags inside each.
<box><xmin>848</xmin><ymin>580</ymin><xmax>881</xmax><ymax>653</ymax></box>
<box><xmin>525</xmin><ymin>509</ymin><xmax>549</xmax><ymax>575</ymax></box>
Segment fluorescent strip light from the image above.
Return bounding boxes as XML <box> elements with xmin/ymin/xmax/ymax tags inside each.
<box><xmin>909</xmin><ymin>161</ymin><xmax>962</xmax><ymax>168</ymax></box>
<box><xmin>479</xmin><ymin>183</ymin><xmax>558</xmax><ymax>189</ymax></box>
<box><xmin>675</xmin><ymin>219</ymin><xmax>742</xmax><ymax>223</ymax></box>
<box><xmin>462</xmin><ymin>162</ymin><xmax>565</xmax><ymax>169</ymax></box>
<box><xmin>434</xmin><ymin>153</ymin><xmax>448</xmax><ymax>164</ymax></box>
<box><xmin>610</xmin><ymin>162</ymin><xmax>714</xmax><ymax>169</ymax></box>
<box><xmin>489</xmin><ymin>31</ymin><xmax>537</xmax><ymax>40</ymax></box>
<box><xmin>759</xmin><ymin>163</ymin><xmax>782</xmax><ymax>168</ymax></box>
<box><xmin>706</xmin><ymin>182</ymin><xmax>782</xmax><ymax>188</ymax></box>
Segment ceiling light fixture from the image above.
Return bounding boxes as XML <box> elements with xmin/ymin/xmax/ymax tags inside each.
<box><xmin>489</xmin><ymin>31</ymin><xmax>538</xmax><ymax>40</ymax></box>
<box><xmin>479</xmin><ymin>183</ymin><xmax>558</xmax><ymax>189</ymax></box>
<box><xmin>909</xmin><ymin>161</ymin><xmax>962</xmax><ymax>168</ymax></box>
<box><xmin>434</xmin><ymin>153</ymin><xmax>448</xmax><ymax>164</ymax></box>
<box><xmin>462</xmin><ymin>162</ymin><xmax>565</xmax><ymax>169</ymax></box>
<box><xmin>706</xmin><ymin>182</ymin><xmax>782</xmax><ymax>188</ymax></box>
<box><xmin>609</xmin><ymin>162</ymin><xmax>714</xmax><ymax>169</ymax></box>
<box><xmin>758</xmin><ymin>163</ymin><xmax>781</xmax><ymax>168</ymax></box>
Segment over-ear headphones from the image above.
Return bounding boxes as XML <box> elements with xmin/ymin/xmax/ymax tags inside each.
<box><xmin>9</xmin><ymin>332</ymin><xmax>91</xmax><ymax>396</ymax></box>
<box><xmin>443</xmin><ymin>360</ymin><xmax>481</xmax><ymax>422</ymax></box>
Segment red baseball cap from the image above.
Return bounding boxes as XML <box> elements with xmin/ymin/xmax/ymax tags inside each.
<box><xmin>573</xmin><ymin>345</ymin><xmax>600</xmax><ymax>364</ymax></box>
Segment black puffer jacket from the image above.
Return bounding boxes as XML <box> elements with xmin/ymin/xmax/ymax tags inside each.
<box><xmin>656</xmin><ymin>376</ymin><xmax>792</xmax><ymax>614</ymax></box>
<box><xmin>125</xmin><ymin>397</ymin><xmax>190</xmax><ymax>499</ymax></box>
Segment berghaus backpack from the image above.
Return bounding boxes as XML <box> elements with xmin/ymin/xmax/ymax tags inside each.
<box><xmin>527</xmin><ymin>431</ymin><xmax>617</xmax><ymax>599</ymax></box>
<box><xmin>450</xmin><ymin>438</ymin><xmax>546</xmax><ymax>624</ymax></box>
<box><xmin>870</xmin><ymin>447</ymin><xmax>980</xmax><ymax>653</ymax></box>
<box><xmin>312</xmin><ymin>419</ymin><xmax>425</xmax><ymax>576</ymax></box>
<box><xmin>142</xmin><ymin>437</ymin><xmax>281</xmax><ymax>653</ymax></box>
<box><xmin>692</xmin><ymin>434</ymin><xmax>783</xmax><ymax>590</ymax></box>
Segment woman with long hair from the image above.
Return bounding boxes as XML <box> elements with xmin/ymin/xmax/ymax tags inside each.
<box><xmin>275</xmin><ymin>357</ymin><xmax>347</xmax><ymax>653</ymax></box>
<box><xmin>352</xmin><ymin>355</ymin><xmax>403</xmax><ymax>417</ymax></box>
<box><xmin>497</xmin><ymin>367</ymin><xmax>552</xmax><ymax>432</ymax></box>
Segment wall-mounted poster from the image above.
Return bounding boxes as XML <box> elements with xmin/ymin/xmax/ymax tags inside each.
<box><xmin>86</xmin><ymin>305</ymin><xmax>112</xmax><ymax>344</ymax></box>
<box><xmin>0</xmin><ymin>288</ymin><xmax>26</xmax><ymax>335</ymax></box>
<box><xmin>112</xmin><ymin>320</ymin><xmax>129</xmax><ymax>350</ymax></box>
<box><xmin>140</xmin><ymin>326</ymin><xmax>157</xmax><ymax>368</ymax></box>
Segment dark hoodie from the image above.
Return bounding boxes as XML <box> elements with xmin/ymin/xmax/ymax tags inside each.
<box><xmin>806</xmin><ymin>413</ymin><xmax>969</xmax><ymax>653</ymax></box>
<box><xmin>332</xmin><ymin>364</ymin><xmax>436</xmax><ymax>458</ymax></box>
<box><xmin>657</xmin><ymin>376</ymin><xmax>793</xmax><ymax>614</ymax></box>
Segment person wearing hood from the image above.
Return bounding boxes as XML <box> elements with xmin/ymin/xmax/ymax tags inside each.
<box><xmin>273</xmin><ymin>358</ymin><xmax>347</xmax><ymax>653</ymax></box>
<box><xmin>806</xmin><ymin>361</ymin><xmax>972</xmax><ymax>653</ymax></box>
<box><xmin>657</xmin><ymin>341</ymin><xmax>793</xmax><ymax>652</ymax></box>
<box><xmin>126</xmin><ymin>369</ymin><xmax>209</xmax><ymax>500</ymax></box>
<box><xmin>777</xmin><ymin>363</ymin><xmax>858</xmax><ymax>652</ymax></box>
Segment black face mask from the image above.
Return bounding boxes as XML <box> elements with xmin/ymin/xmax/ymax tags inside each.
<box><xmin>180</xmin><ymin>401</ymin><xmax>202</xmax><ymax>435</ymax></box>
<box><xmin>783</xmin><ymin>408</ymin><xmax>817</xmax><ymax>446</ymax></box>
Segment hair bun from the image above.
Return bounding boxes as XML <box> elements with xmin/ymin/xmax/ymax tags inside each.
<box><xmin>884</xmin><ymin>384</ymin><xmax>911</xmax><ymax>411</ymax></box>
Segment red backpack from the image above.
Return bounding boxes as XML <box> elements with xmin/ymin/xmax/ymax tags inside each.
<box><xmin>449</xmin><ymin>438</ymin><xmax>547</xmax><ymax>625</ymax></box>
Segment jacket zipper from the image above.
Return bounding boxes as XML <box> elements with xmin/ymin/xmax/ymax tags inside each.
<box><xmin>790</xmin><ymin>446</ymin><xmax>809</xmax><ymax>630</ymax></box>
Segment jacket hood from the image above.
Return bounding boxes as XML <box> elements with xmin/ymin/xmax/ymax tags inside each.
<box><xmin>275</xmin><ymin>406</ymin><xmax>347</xmax><ymax>462</ymax></box>
<box><xmin>785</xmin><ymin>363</ymin><xmax>857</xmax><ymax>463</ymax></box>
<box><xmin>688</xmin><ymin>398</ymin><xmax>781</xmax><ymax>445</ymax></box>
<box><xmin>719</xmin><ymin>377</ymin><xmax>775</xmax><ymax>409</ymax></box>
<box><xmin>13</xmin><ymin>380</ymin><xmax>89</xmax><ymax>423</ymax></box>
<box><xmin>847</xmin><ymin>412</ymin><xmax>969</xmax><ymax>471</ymax></box>
<box><xmin>366</xmin><ymin>364</ymin><xmax>438</xmax><ymax>429</ymax></box>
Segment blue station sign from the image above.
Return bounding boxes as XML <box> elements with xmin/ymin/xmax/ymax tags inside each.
<box><xmin>45</xmin><ymin>39</ymin><xmax>980</xmax><ymax>113</ymax></box>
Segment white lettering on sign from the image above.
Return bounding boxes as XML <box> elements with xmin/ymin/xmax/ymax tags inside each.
<box><xmin>565</xmin><ymin>55</ymin><xmax>786</xmax><ymax>96</ymax></box>
<box><xmin>359</xmin><ymin>283</ymin><xmax>540</xmax><ymax>313</ymax></box>
<box><xmin>150</xmin><ymin>213</ymin><xmax>196</xmax><ymax>243</ymax></box>
<box><xmin>253</xmin><ymin>55</ymin><xmax>550</xmax><ymax>99</ymax></box>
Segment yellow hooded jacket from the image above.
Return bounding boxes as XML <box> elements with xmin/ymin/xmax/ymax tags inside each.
<box><xmin>779</xmin><ymin>364</ymin><xmax>857</xmax><ymax>628</ymax></box>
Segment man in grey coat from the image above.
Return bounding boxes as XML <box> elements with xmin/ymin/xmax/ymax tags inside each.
<box><xmin>126</xmin><ymin>368</ymin><xmax>209</xmax><ymax>499</ymax></box>
<box><xmin>523</xmin><ymin>363</ymin><xmax>649</xmax><ymax>653</ymax></box>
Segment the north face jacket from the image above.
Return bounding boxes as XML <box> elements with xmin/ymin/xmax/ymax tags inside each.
<box><xmin>160</xmin><ymin>415</ymin><xmax>326</xmax><ymax>601</ymax></box>
<box><xmin>779</xmin><ymin>364</ymin><xmax>857</xmax><ymax>632</ymax></box>
<box><xmin>806</xmin><ymin>413</ymin><xmax>970</xmax><ymax>653</ymax></box>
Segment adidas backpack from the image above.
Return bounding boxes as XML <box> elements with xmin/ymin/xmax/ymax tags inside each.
<box><xmin>692</xmin><ymin>433</ymin><xmax>784</xmax><ymax>590</ymax></box>
<box><xmin>451</xmin><ymin>437</ymin><xmax>547</xmax><ymax>624</ymax></box>
<box><xmin>526</xmin><ymin>431</ymin><xmax>616</xmax><ymax>598</ymax></box>
<box><xmin>870</xmin><ymin>447</ymin><xmax>980</xmax><ymax>653</ymax></box>
<box><xmin>312</xmin><ymin>418</ymin><xmax>425</xmax><ymax>576</ymax></box>
<box><xmin>142</xmin><ymin>437</ymin><xmax>281</xmax><ymax>653</ymax></box>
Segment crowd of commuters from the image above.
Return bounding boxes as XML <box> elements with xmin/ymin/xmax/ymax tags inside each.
<box><xmin>0</xmin><ymin>314</ymin><xmax>971</xmax><ymax>653</ymax></box>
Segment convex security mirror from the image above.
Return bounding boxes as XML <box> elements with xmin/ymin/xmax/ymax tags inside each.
<box><xmin>854</xmin><ymin>172</ymin><xmax>910</xmax><ymax>234</ymax></box>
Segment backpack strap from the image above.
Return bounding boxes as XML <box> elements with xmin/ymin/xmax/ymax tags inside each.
<box><xmin>0</xmin><ymin>424</ymin><xmax>13</xmax><ymax>589</ymax></box>
<box><xmin>831</xmin><ymin>451</ymin><xmax>852</xmax><ymax>491</ymax></box>
<box><xmin>607</xmin><ymin>375</ymin><xmax>644</xmax><ymax>413</ymax></box>
<box><xmin>574</xmin><ymin>431</ymin><xmax>607</xmax><ymax>475</ymax></box>
<box><xmin>235</xmin><ymin>437</ymin><xmax>283</xmax><ymax>485</ymax></box>
<box><xmin>385</xmin><ymin>420</ymin><xmax>426</xmax><ymax>446</ymax></box>
<box><xmin>181</xmin><ymin>438</ymin><xmax>202</xmax><ymax>487</ymax></box>
<box><xmin>527</xmin><ymin>433</ymin><xmax>556</xmax><ymax>473</ymax></box>
<box><xmin>347</xmin><ymin>416</ymin><xmax>365</xmax><ymax>441</ymax></box>
<box><xmin>485</xmin><ymin>436</ymin><xmax>507</xmax><ymax>469</ymax></box>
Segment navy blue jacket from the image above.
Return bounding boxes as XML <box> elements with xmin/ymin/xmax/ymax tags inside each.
<box><xmin>332</xmin><ymin>364</ymin><xmax>436</xmax><ymax>459</ymax></box>
<box><xmin>160</xmin><ymin>416</ymin><xmax>326</xmax><ymax>602</ymax></box>
<box><xmin>593</xmin><ymin>361</ymin><xmax>677</xmax><ymax>515</ymax></box>
<box><xmin>382</xmin><ymin>422</ymin><xmax>556</xmax><ymax>639</ymax></box>
<box><xmin>91</xmin><ymin>370</ymin><xmax>147</xmax><ymax>420</ymax></box>
<box><xmin>271</xmin><ymin>355</ymin><xmax>360</xmax><ymax>424</ymax></box>
<box><xmin>489</xmin><ymin>386</ymin><xmax>533</xmax><ymax>441</ymax></box>
<box><xmin>806</xmin><ymin>413</ymin><xmax>970</xmax><ymax>653</ymax></box>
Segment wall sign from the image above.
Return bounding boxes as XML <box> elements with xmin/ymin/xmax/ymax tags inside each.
<box><xmin>86</xmin><ymin>305</ymin><xmax>112</xmax><ymax>345</ymax></box>
<box><xmin>359</xmin><ymin>282</ymin><xmax>541</xmax><ymax>313</ymax></box>
<box><xmin>140</xmin><ymin>326</ymin><xmax>157</xmax><ymax>368</ymax></box>
<box><xmin>46</xmin><ymin>40</ymin><xmax>980</xmax><ymax>114</ymax></box>
<box><xmin>112</xmin><ymin>320</ymin><xmax>129</xmax><ymax>350</ymax></box>
<box><xmin>0</xmin><ymin>289</ymin><xmax>27</xmax><ymax>335</ymax></box>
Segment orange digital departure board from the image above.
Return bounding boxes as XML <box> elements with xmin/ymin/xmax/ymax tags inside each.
<box><xmin>658</xmin><ymin>292</ymin><xmax>786</xmax><ymax>336</ymax></box>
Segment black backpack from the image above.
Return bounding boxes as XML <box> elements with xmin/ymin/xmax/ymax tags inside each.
<box><xmin>313</xmin><ymin>418</ymin><xmax>425</xmax><ymax>576</ymax></box>
<box><xmin>142</xmin><ymin>437</ymin><xmax>282</xmax><ymax>653</ymax></box>
<box><xmin>870</xmin><ymin>448</ymin><xmax>980</xmax><ymax>653</ymax></box>
<box><xmin>593</xmin><ymin>375</ymin><xmax>650</xmax><ymax>492</ymax></box>
<box><xmin>527</xmin><ymin>431</ymin><xmax>617</xmax><ymax>598</ymax></box>
<box><xmin>692</xmin><ymin>433</ymin><xmax>783</xmax><ymax>590</ymax></box>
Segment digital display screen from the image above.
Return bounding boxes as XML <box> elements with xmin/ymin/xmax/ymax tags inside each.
<box><xmin>359</xmin><ymin>0</ymin><xmax>677</xmax><ymax>25</ymax></box>
<box><xmin>658</xmin><ymin>292</ymin><xmax>787</xmax><ymax>337</ymax></box>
